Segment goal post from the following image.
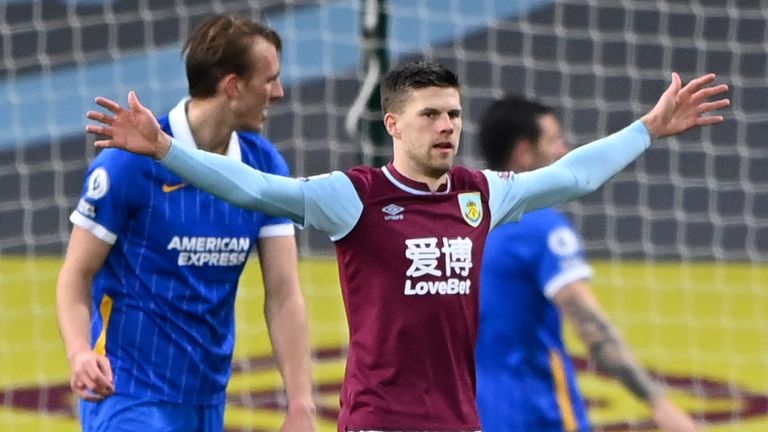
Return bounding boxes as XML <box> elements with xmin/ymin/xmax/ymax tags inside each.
<box><xmin>344</xmin><ymin>0</ymin><xmax>390</xmax><ymax>168</ymax></box>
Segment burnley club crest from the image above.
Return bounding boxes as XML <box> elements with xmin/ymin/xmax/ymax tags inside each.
<box><xmin>458</xmin><ymin>192</ymin><xmax>482</xmax><ymax>227</ymax></box>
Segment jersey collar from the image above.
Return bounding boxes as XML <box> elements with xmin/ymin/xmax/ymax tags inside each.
<box><xmin>382</xmin><ymin>163</ymin><xmax>452</xmax><ymax>195</ymax></box>
<box><xmin>168</xmin><ymin>98</ymin><xmax>242</xmax><ymax>161</ymax></box>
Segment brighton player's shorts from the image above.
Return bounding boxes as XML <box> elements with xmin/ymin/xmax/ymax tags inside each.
<box><xmin>79</xmin><ymin>394</ymin><xmax>225</xmax><ymax>432</ymax></box>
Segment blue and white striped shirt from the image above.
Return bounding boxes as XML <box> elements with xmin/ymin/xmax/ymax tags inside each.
<box><xmin>71</xmin><ymin>99</ymin><xmax>294</xmax><ymax>405</ymax></box>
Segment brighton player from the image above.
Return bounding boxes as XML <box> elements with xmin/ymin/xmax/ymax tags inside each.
<box><xmin>56</xmin><ymin>16</ymin><xmax>316</xmax><ymax>431</ymax></box>
<box><xmin>84</xmin><ymin>61</ymin><xmax>728</xmax><ymax>431</ymax></box>
<box><xmin>475</xmin><ymin>95</ymin><xmax>698</xmax><ymax>432</ymax></box>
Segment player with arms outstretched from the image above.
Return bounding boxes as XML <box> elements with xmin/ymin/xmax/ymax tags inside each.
<box><xmin>84</xmin><ymin>61</ymin><xmax>727</xmax><ymax>431</ymax></box>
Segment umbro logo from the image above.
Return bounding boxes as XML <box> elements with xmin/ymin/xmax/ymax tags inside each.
<box><xmin>382</xmin><ymin>204</ymin><xmax>404</xmax><ymax>221</ymax></box>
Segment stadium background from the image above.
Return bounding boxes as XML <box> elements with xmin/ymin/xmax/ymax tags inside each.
<box><xmin>1</xmin><ymin>0</ymin><xmax>766</xmax><ymax>430</ymax></box>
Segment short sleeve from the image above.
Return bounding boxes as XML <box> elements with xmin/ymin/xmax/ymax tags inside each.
<box><xmin>536</xmin><ymin>217</ymin><xmax>593</xmax><ymax>298</ymax></box>
<box><xmin>69</xmin><ymin>149</ymin><xmax>147</xmax><ymax>244</ymax></box>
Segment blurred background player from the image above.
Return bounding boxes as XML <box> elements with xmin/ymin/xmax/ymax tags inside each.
<box><xmin>475</xmin><ymin>95</ymin><xmax>699</xmax><ymax>432</ymax></box>
<box><xmin>56</xmin><ymin>15</ymin><xmax>316</xmax><ymax>431</ymax></box>
<box><xmin>82</xmin><ymin>61</ymin><xmax>727</xmax><ymax>431</ymax></box>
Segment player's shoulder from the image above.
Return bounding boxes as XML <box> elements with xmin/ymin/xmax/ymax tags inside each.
<box><xmin>341</xmin><ymin>165</ymin><xmax>383</xmax><ymax>200</ymax></box>
<box><xmin>517</xmin><ymin>207</ymin><xmax>573</xmax><ymax>233</ymax></box>
<box><xmin>449</xmin><ymin>165</ymin><xmax>490</xmax><ymax>195</ymax></box>
<box><xmin>91</xmin><ymin>147</ymin><xmax>154</xmax><ymax>173</ymax></box>
<box><xmin>236</xmin><ymin>130</ymin><xmax>279</xmax><ymax>153</ymax></box>
<box><xmin>450</xmin><ymin>165</ymin><xmax>485</xmax><ymax>181</ymax></box>
<box><xmin>82</xmin><ymin>148</ymin><xmax>155</xmax><ymax>199</ymax></box>
<box><xmin>344</xmin><ymin>164</ymin><xmax>382</xmax><ymax>184</ymax></box>
<box><xmin>540</xmin><ymin>212</ymin><xmax>584</xmax><ymax>258</ymax></box>
<box><xmin>502</xmin><ymin>209</ymin><xmax>583</xmax><ymax>258</ymax></box>
<box><xmin>236</xmin><ymin>131</ymin><xmax>288</xmax><ymax>170</ymax></box>
<box><xmin>532</xmin><ymin>207</ymin><xmax>570</xmax><ymax>224</ymax></box>
<box><xmin>345</xmin><ymin>164</ymin><xmax>378</xmax><ymax>177</ymax></box>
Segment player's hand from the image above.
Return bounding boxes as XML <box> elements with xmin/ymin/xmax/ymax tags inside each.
<box><xmin>640</xmin><ymin>72</ymin><xmax>730</xmax><ymax>139</ymax></box>
<box><xmin>69</xmin><ymin>350</ymin><xmax>115</xmax><ymax>402</ymax></box>
<box><xmin>86</xmin><ymin>90</ymin><xmax>172</xmax><ymax>160</ymax></box>
<box><xmin>279</xmin><ymin>402</ymin><xmax>317</xmax><ymax>432</ymax></box>
<box><xmin>651</xmin><ymin>396</ymin><xmax>701</xmax><ymax>432</ymax></box>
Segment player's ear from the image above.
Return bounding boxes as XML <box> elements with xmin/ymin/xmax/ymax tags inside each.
<box><xmin>221</xmin><ymin>74</ymin><xmax>241</xmax><ymax>98</ymax></box>
<box><xmin>384</xmin><ymin>112</ymin><xmax>400</xmax><ymax>138</ymax></box>
<box><xmin>511</xmin><ymin>139</ymin><xmax>535</xmax><ymax>169</ymax></box>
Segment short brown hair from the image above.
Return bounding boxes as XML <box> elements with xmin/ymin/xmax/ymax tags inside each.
<box><xmin>380</xmin><ymin>61</ymin><xmax>460</xmax><ymax>114</ymax></box>
<box><xmin>184</xmin><ymin>15</ymin><xmax>281</xmax><ymax>98</ymax></box>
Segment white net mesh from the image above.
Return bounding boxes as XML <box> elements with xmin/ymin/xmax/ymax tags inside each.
<box><xmin>1</xmin><ymin>0</ymin><xmax>766</xmax><ymax>430</ymax></box>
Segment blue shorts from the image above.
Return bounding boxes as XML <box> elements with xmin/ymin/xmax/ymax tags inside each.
<box><xmin>79</xmin><ymin>394</ymin><xmax>225</xmax><ymax>432</ymax></box>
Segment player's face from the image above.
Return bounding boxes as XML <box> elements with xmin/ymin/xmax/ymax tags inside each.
<box><xmin>389</xmin><ymin>86</ymin><xmax>462</xmax><ymax>178</ymax></box>
<box><xmin>233</xmin><ymin>37</ymin><xmax>284</xmax><ymax>132</ymax></box>
<box><xmin>532</xmin><ymin>113</ymin><xmax>568</xmax><ymax>168</ymax></box>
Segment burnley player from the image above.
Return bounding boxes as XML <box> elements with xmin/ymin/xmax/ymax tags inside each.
<box><xmin>84</xmin><ymin>61</ymin><xmax>728</xmax><ymax>431</ymax></box>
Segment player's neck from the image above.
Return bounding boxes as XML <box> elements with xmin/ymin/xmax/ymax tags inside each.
<box><xmin>185</xmin><ymin>98</ymin><xmax>232</xmax><ymax>155</ymax></box>
<box><xmin>392</xmin><ymin>159</ymin><xmax>449</xmax><ymax>192</ymax></box>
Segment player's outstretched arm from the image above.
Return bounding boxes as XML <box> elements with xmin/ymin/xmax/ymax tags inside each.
<box><xmin>86</xmin><ymin>91</ymin><xmax>171</xmax><ymax>159</ymax></box>
<box><xmin>640</xmin><ymin>72</ymin><xmax>729</xmax><ymax>139</ymax></box>
<box><xmin>85</xmin><ymin>91</ymin><xmax>310</xmax><ymax>222</ymax></box>
<box><xmin>487</xmin><ymin>72</ymin><xmax>731</xmax><ymax>223</ymax></box>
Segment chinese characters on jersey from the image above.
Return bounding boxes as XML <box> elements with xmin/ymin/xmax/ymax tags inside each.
<box><xmin>403</xmin><ymin>236</ymin><xmax>473</xmax><ymax>296</ymax></box>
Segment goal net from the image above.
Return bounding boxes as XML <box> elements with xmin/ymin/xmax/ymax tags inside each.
<box><xmin>1</xmin><ymin>0</ymin><xmax>766</xmax><ymax>430</ymax></box>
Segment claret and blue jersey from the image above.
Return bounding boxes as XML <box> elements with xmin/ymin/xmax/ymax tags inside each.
<box><xmin>70</xmin><ymin>99</ymin><xmax>293</xmax><ymax>405</ymax></box>
<box><xmin>149</xmin><ymin>118</ymin><xmax>650</xmax><ymax>430</ymax></box>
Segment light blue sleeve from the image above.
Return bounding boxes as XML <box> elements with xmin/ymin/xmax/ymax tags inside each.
<box><xmin>298</xmin><ymin>172</ymin><xmax>365</xmax><ymax>240</ymax></box>
<box><xmin>161</xmin><ymin>140</ymin><xmax>362</xmax><ymax>238</ymax></box>
<box><xmin>485</xmin><ymin>120</ymin><xmax>651</xmax><ymax>228</ymax></box>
